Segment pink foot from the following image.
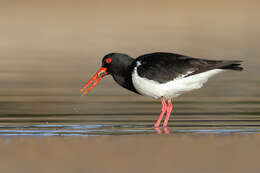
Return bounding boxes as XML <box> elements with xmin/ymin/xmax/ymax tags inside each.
<box><xmin>154</xmin><ymin>127</ymin><xmax>162</xmax><ymax>134</ymax></box>
<box><xmin>163</xmin><ymin>127</ymin><xmax>170</xmax><ymax>134</ymax></box>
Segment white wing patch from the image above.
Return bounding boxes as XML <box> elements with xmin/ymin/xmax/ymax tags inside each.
<box><xmin>174</xmin><ymin>70</ymin><xmax>194</xmax><ymax>80</ymax></box>
<box><xmin>132</xmin><ymin>66</ymin><xmax>224</xmax><ymax>99</ymax></box>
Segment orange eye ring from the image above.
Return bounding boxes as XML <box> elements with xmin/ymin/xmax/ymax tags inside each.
<box><xmin>106</xmin><ymin>58</ymin><xmax>112</xmax><ymax>63</ymax></box>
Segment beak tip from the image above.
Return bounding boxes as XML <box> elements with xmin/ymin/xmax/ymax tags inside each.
<box><xmin>80</xmin><ymin>67</ymin><xmax>107</xmax><ymax>96</ymax></box>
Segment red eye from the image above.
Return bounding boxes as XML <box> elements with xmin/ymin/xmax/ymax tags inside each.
<box><xmin>106</xmin><ymin>58</ymin><xmax>112</xmax><ymax>63</ymax></box>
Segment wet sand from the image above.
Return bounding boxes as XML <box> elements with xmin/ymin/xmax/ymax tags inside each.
<box><xmin>1</xmin><ymin>134</ymin><xmax>260</xmax><ymax>173</ymax></box>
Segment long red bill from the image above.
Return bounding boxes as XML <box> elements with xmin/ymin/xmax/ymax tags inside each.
<box><xmin>80</xmin><ymin>67</ymin><xmax>107</xmax><ymax>95</ymax></box>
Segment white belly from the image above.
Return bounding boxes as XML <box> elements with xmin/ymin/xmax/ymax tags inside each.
<box><xmin>132</xmin><ymin>67</ymin><xmax>224</xmax><ymax>99</ymax></box>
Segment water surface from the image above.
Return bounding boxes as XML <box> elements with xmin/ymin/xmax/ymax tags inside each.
<box><xmin>0</xmin><ymin>0</ymin><xmax>259</xmax><ymax>136</ymax></box>
<box><xmin>0</xmin><ymin>95</ymin><xmax>259</xmax><ymax>135</ymax></box>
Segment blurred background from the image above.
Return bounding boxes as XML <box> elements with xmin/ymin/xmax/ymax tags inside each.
<box><xmin>0</xmin><ymin>0</ymin><xmax>259</xmax><ymax>118</ymax></box>
<box><xmin>0</xmin><ymin>1</ymin><xmax>260</xmax><ymax>173</ymax></box>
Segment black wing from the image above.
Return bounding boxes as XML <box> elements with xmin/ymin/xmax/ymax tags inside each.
<box><xmin>133</xmin><ymin>52</ymin><xmax>243</xmax><ymax>83</ymax></box>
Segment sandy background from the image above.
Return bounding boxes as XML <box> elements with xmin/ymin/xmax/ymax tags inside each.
<box><xmin>0</xmin><ymin>0</ymin><xmax>259</xmax><ymax>173</ymax></box>
<box><xmin>1</xmin><ymin>0</ymin><xmax>259</xmax><ymax>61</ymax></box>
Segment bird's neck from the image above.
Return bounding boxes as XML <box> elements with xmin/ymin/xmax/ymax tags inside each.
<box><xmin>111</xmin><ymin>56</ymin><xmax>139</xmax><ymax>94</ymax></box>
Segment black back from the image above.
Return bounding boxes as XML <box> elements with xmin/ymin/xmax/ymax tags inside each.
<box><xmin>133</xmin><ymin>52</ymin><xmax>243</xmax><ymax>83</ymax></box>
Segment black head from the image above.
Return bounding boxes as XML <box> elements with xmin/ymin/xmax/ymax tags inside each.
<box><xmin>101</xmin><ymin>53</ymin><xmax>134</xmax><ymax>75</ymax></box>
<box><xmin>80</xmin><ymin>53</ymin><xmax>136</xmax><ymax>95</ymax></box>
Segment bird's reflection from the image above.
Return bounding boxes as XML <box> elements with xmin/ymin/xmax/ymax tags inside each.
<box><xmin>154</xmin><ymin>127</ymin><xmax>170</xmax><ymax>134</ymax></box>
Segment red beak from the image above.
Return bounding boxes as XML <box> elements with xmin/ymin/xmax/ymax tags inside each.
<box><xmin>80</xmin><ymin>67</ymin><xmax>108</xmax><ymax>95</ymax></box>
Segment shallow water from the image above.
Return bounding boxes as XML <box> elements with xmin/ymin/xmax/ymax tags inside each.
<box><xmin>0</xmin><ymin>0</ymin><xmax>260</xmax><ymax>137</ymax></box>
<box><xmin>0</xmin><ymin>94</ymin><xmax>260</xmax><ymax>136</ymax></box>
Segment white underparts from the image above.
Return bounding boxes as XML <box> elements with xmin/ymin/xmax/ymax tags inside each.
<box><xmin>132</xmin><ymin>66</ymin><xmax>224</xmax><ymax>99</ymax></box>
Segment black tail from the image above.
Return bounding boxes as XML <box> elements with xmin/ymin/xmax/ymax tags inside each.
<box><xmin>221</xmin><ymin>61</ymin><xmax>243</xmax><ymax>71</ymax></box>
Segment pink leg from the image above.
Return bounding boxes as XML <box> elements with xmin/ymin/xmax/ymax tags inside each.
<box><xmin>163</xmin><ymin>99</ymin><xmax>173</xmax><ymax>127</ymax></box>
<box><xmin>154</xmin><ymin>98</ymin><xmax>167</xmax><ymax>128</ymax></box>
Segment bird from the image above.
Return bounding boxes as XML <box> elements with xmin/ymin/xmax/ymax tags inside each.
<box><xmin>80</xmin><ymin>52</ymin><xmax>243</xmax><ymax>128</ymax></box>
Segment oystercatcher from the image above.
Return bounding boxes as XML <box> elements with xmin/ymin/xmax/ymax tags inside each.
<box><xmin>80</xmin><ymin>52</ymin><xmax>243</xmax><ymax>128</ymax></box>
